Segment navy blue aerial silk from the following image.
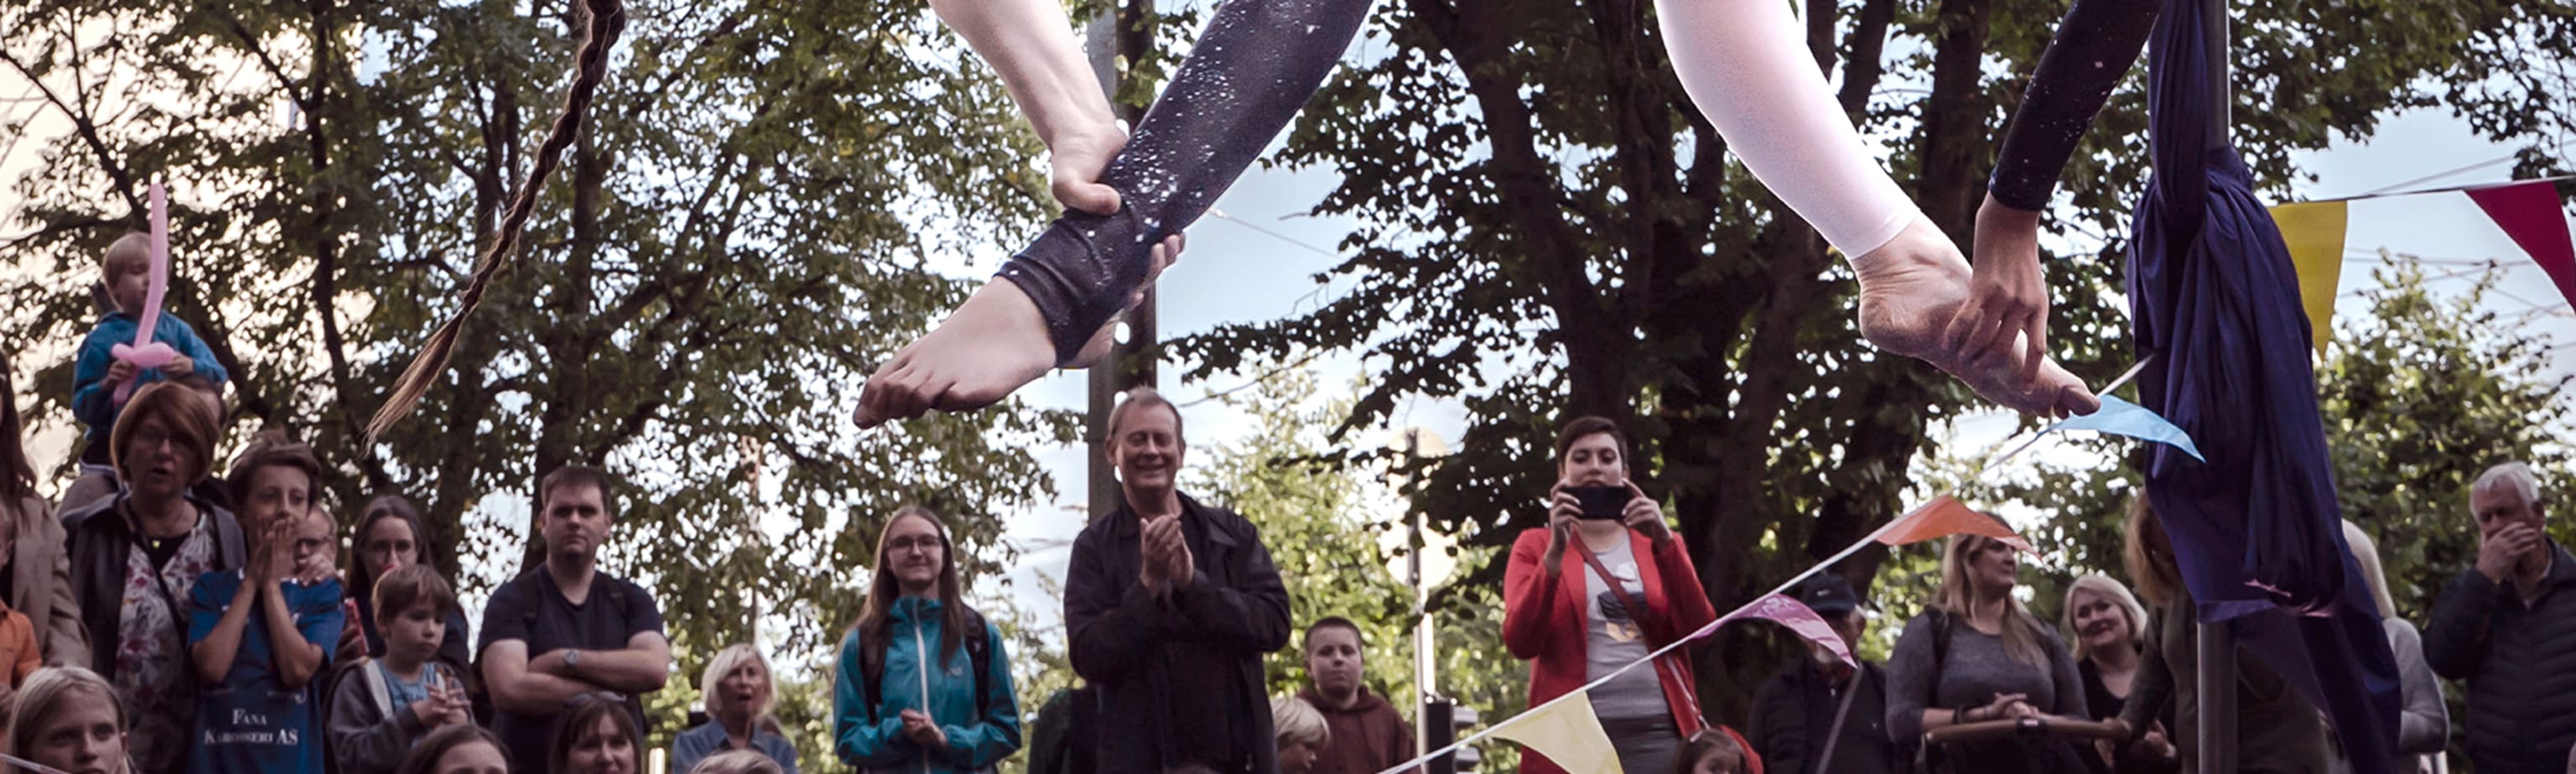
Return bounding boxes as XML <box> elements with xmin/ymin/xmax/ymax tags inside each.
<box><xmin>2124</xmin><ymin>2</ymin><xmax>2402</xmax><ymax>771</ymax></box>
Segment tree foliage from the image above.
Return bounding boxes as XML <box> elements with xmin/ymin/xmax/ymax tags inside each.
<box><xmin>1</xmin><ymin>0</ymin><xmax>1088</xmax><ymax>740</ymax></box>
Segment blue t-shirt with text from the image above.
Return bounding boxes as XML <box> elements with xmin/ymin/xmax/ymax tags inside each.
<box><xmin>185</xmin><ymin>570</ymin><xmax>345</xmax><ymax>774</ymax></box>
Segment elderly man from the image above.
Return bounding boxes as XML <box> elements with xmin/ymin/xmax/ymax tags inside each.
<box><xmin>2425</xmin><ymin>461</ymin><xmax>2576</xmax><ymax>774</ymax></box>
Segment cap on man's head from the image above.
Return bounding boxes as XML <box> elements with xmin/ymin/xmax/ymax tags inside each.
<box><xmin>1797</xmin><ymin>574</ymin><xmax>1860</xmax><ymax>616</ymax></box>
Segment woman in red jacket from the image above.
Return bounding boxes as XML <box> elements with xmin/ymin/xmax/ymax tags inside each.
<box><xmin>1504</xmin><ymin>416</ymin><xmax>1721</xmax><ymax>774</ymax></box>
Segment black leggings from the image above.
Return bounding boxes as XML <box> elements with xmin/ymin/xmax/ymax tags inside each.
<box><xmin>995</xmin><ymin>0</ymin><xmax>1372</xmax><ymax>365</ymax></box>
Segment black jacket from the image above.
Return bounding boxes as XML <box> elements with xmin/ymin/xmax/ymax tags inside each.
<box><xmin>2423</xmin><ymin>542</ymin><xmax>2576</xmax><ymax>774</ymax></box>
<box><xmin>60</xmin><ymin>492</ymin><xmax>244</xmax><ymax>679</ymax></box>
<box><xmin>1064</xmin><ymin>492</ymin><xmax>1291</xmax><ymax>774</ymax></box>
<box><xmin>1750</xmin><ymin>657</ymin><xmax>1903</xmax><ymax>774</ymax></box>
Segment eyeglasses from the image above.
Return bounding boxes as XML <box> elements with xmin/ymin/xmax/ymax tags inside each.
<box><xmin>887</xmin><ymin>536</ymin><xmax>943</xmax><ymax>553</ymax></box>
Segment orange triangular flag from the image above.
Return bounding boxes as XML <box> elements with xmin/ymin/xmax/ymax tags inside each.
<box><xmin>1874</xmin><ymin>496</ymin><xmax>2034</xmax><ymax>553</ymax></box>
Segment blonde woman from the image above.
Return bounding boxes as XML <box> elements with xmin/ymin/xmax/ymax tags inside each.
<box><xmin>1884</xmin><ymin>533</ymin><xmax>2091</xmax><ymax>772</ymax></box>
<box><xmin>2332</xmin><ymin>522</ymin><xmax>2447</xmax><ymax>774</ymax></box>
<box><xmin>673</xmin><ymin>644</ymin><xmax>798</xmax><ymax>774</ymax></box>
<box><xmin>2061</xmin><ymin>574</ymin><xmax>2174</xmax><ymax>773</ymax></box>
<box><xmin>2117</xmin><ymin>496</ymin><xmax>2330</xmax><ymax>773</ymax></box>
<box><xmin>1272</xmin><ymin>696</ymin><xmax>1330</xmax><ymax>774</ymax></box>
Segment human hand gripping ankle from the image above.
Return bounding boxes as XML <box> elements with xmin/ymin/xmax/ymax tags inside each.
<box><xmin>1957</xmin><ymin>194</ymin><xmax>2052</xmax><ymax>384</ymax></box>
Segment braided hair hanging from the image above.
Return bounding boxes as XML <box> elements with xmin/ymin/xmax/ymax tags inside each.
<box><xmin>366</xmin><ymin>0</ymin><xmax>628</xmax><ymax>440</ymax></box>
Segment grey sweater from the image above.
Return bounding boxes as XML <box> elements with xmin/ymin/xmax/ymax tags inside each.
<box><xmin>1883</xmin><ymin>610</ymin><xmax>2088</xmax><ymax>744</ymax></box>
<box><xmin>326</xmin><ymin>659</ymin><xmax>464</xmax><ymax>774</ymax></box>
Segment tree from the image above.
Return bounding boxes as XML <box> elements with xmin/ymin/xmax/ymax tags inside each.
<box><xmin>2</xmin><ymin>0</ymin><xmax>1085</xmax><ymax>731</ymax></box>
<box><xmin>1187</xmin><ymin>369</ymin><xmax>1530</xmax><ymax>770</ymax></box>
<box><xmin>1164</xmin><ymin>0</ymin><xmax>2576</xmax><ymax>722</ymax></box>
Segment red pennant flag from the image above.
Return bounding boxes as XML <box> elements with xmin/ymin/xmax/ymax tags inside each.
<box><xmin>2464</xmin><ymin>180</ymin><xmax>2576</xmax><ymax>307</ymax></box>
<box><xmin>1875</xmin><ymin>496</ymin><xmax>2034</xmax><ymax>553</ymax></box>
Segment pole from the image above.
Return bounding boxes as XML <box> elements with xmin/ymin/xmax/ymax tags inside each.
<box><xmin>2199</xmin><ymin>619</ymin><xmax>2238</xmax><ymax>774</ymax></box>
<box><xmin>2198</xmin><ymin>3</ymin><xmax>2236</xmax><ymax>773</ymax></box>
<box><xmin>1083</xmin><ymin>0</ymin><xmax>1157</xmax><ymax>522</ymax></box>
<box><xmin>1405</xmin><ymin>429</ymin><xmax>1434</xmax><ymax>761</ymax></box>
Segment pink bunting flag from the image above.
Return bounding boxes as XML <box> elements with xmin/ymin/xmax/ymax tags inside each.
<box><xmin>1727</xmin><ymin>592</ymin><xmax>1857</xmax><ymax>669</ymax></box>
<box><xmin>2463</xmin><ymin>180</ymin><xmax>2576</xmax><ymax>308</ymax></box>
<box><xmin>110</xmin><ymin>183</ymin><xmax>180</xmax><ymax>405</ymax></box>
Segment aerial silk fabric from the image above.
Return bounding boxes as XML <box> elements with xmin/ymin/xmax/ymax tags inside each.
<box><xmin>2122</xmin><ymin>2</ymin><xmax>2400</xmax><ymax>771</ymax></box>
<box><xmin>995</xmin><ymin>0</ymin><xmax>1372</xmax><ymax>365</ymax></box>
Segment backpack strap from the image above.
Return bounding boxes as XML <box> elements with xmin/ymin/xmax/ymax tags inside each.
<box><xmin>362</xmin><ymin>658</ymin><xmax>394</xmax><ymax>716</ymax></box>
<box><xmin>858</xmin><ymin>628</ymin><xmax>883</xmax><ymax>725</ymax></box>
<box><xmin>963</xmin><ymin>607</ymin><xmax>994</xmax><ymax>715</ymax></box>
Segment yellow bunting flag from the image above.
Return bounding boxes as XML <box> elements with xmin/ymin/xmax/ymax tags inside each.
<box><xmin>1489</xmin><ymin>693</ymin><xmax>1625</xmax><ymax>774</ymax></box>
<box><xmin>1875</xmin><ymin>495</ymin><xmax>2034</xmax><ymax>553</ymax></box>
<box><xmin>2267</xmin><ymin>200</ymin><xmax>2350</xmax><ymax>354</ymax></box>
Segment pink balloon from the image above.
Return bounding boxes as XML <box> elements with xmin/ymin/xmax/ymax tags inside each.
<box><xmin>111</xmin><ymin>184</ymin><xmax>176</xmax><ymax>406</ymax></box>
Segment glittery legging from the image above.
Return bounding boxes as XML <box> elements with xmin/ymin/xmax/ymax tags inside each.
<box><xmin>996</xmin><ymin>0</ymin><xmax>1372</xmax><ymax>366</ymax></box>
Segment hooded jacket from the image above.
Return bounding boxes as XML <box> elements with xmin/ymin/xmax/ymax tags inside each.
<box><xmin>832</xmin><ymin>597</ymin><xmax>1021</xmax><ymax>773</ymax></box>
<box><xmin>1296</xmin><ymin>688</ymin><xmax>1415</xmax><ymax>774</ymax></box>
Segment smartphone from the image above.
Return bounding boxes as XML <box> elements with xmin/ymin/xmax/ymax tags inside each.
<box><xmin>1567</xmin><ymin>485</ymin><xmax>1630</xmax><ymax>521</ymax></box>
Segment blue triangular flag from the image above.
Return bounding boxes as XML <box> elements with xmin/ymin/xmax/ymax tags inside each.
<box><xmin>2044</xmin><ymin>396</ymin><xmax>2205</xmax><ymax>461</ymax></box>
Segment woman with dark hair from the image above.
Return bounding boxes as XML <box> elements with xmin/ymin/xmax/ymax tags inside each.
<box><xmin>830</xmin><ymin>505</ymin><xmax>1021</xmax><ymax>771</ymax></box>
<box><xmin>1503</xmin><ymin>416</ymin><xmax>1719</xmax><ymax>774</ymax></box>
<box><xmin>550</xmin><ymin>695</ymin><xmax>641</xmax><ymax>774</ymax></box>
<box><xmin>60</xmin><ymin>381</ymin><xmax>242</xmax><ymax>774</ymax></box>
<box><xmin>393</xmin><ymin>725</ymin><xmax>509</xmax><ymax>774</ymax></box>
<box><xmin>0</xmin><ymin>353</ymin><xmax>87</xmax><ymax>671</ymax></box>
<box><xmin>341</xmin><ymin>495</ymin><xmax>470</xmax><ymax>669</ymax></box>
<box><xmin>1885</xmin><ymin>532</ymin><xmax>2095</xmax><ymax>773</ymax></box>
<box><xmin>2116</xmin><ymin>496</ymin><xmax>2331</xmax><ymax>773</ymax></box>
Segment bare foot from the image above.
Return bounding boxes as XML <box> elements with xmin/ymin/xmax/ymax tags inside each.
<box><xmin>854</xmin><ymin>235</ymin><xmax>1182</xmax><ymax>429</ymax></box>
<box><xmin>1854</xmin><ymin>218</ymin><xmax>2101</xmax><ymax>418</ymax></box>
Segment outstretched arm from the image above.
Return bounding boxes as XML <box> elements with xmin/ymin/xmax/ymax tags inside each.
<box><xmin>1654</xmin><ymin>0</ymin><xmax>1920</xmax><ymax>259</ymax></box>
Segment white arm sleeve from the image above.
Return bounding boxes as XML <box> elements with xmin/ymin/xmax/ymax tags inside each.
<box><xmin>1656</xmin><ymin>0</ymin><xmax>1923</xmax><ymax>257</ymax></box>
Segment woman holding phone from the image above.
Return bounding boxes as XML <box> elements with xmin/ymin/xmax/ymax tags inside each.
<box><xmin>1504</xmin><ymin>416</ymin><xmax>1721</xmax><ymax>774</ymax></box>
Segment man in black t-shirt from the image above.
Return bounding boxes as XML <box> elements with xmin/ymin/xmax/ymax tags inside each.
<box><xmin>479</xmin><ymin>465</ymin><xmax>672</xmax><ymax>773</ymax></box>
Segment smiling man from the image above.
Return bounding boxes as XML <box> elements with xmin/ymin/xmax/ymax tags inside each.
<box><xmin>1065</xmin><ymin>387</ymin><xmax>1292</xmax><ymax>774</ymax></box>
<box><xmin>477</xmin><ymin>465</ymin><xmax>672</xmax><ymax>773</ymax></box>
<box><xmin>1295</xmin><ymin>618</ymin><xmax>1415</xmax><ymax>774</ymax></box>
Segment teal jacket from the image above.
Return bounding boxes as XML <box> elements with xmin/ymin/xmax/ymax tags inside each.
<box><xmin>832</xmin><ymin>598</ymin><xmax>1021</xmax><ymax>772</ymax></box>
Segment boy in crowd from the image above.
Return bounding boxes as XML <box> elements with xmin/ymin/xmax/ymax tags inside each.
<box><xmin>66</xmin><ymin>232</ymin><xmax>230</xmax><ymax>511</ymax></box>
<box><xmin>187</xmin><ymin>506</ymin><xmax>345</xmax><ymax>774</ymax></box>
<box><xmin>329</xmin><ymin>564</ymin><xmax>472</xmax><ymax>774</ymax></box>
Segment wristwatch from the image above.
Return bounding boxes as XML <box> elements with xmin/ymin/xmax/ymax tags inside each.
<box><xmin>563</xmin><ymin>649</ymin><xmax>584</xmax><ymax>669</ymax></box>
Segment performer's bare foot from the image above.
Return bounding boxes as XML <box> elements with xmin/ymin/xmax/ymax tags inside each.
<box><xmin>1854</xmin><ymin>218</ymin><xmax>2101</xmax><ymax>418</ymax></box>
<box><xmin>854</xmin><ymin>234</ymin><xmax>1182</xmax><ymax>429</ymax></box>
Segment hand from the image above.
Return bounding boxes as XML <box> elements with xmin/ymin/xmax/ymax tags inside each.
<box><xmin>295</xmin><ymin>548</ymin><xmax>335</xmax><ymax>586</ymax></box>
<box><xmin>1067</xmin><ymin>233</ymin><xmax>1186</xmax><ymax>368</ymax></box>
<box><xmin>160</xmin><ymin>358</ymin><xmax>195</xmax><ymax>378</ymax></box>
<box><xmin>899</xmin><ymin>709</ymin><xmax>948</xmax><ymax>748</ymax></box>
<box><xmin>1620</xmin><ymin>481</ymin><xmax>1670</xmax><ymax>544</ymax></box>
<box><xmin>104</xmin><ymin>359</ymin><xmax>138</xmax><ymax>384</ymax></box>
<box><xmin>1541</xmin><ymin>486</ymin><xmax>1580</xmax><ymax>574</ymax></box>
<box><xmin>1166</xmin><ymin>536</ymin><xmax>1195</xmax><ymax>591</ymax></box>
<box><xmin>1955</xmin><ymin>195</ymin><xmax>2050</xmax><ymax>384</ymax></box>
<box><xmin>1139</xmin><ymin>516</ymin><xmax>1179</xmax><ymax>595</ymax></box>
<box><xmin>1969</xmin><ymin>693</ymin><xmax>2029</xmax><ymax>723</ymax></box>
<box><xmin>2477</xmin><ymin>523</ymin><xmax>2542</xmax><ymax>584</ymax></box>
<box><xmin>335</xmin><ymin>615</ymin><xmax>368</xmax><ymax>663</ymax></box>
<box><xmin>1048</xmin><ymin>125</ymin><xmax>1128</xmax><ymax>216</ymax></box>
<box><xmin>2133</xmin><ymin>725</ymin><xmax>2173</xmax><ymax>760</ymax></box>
